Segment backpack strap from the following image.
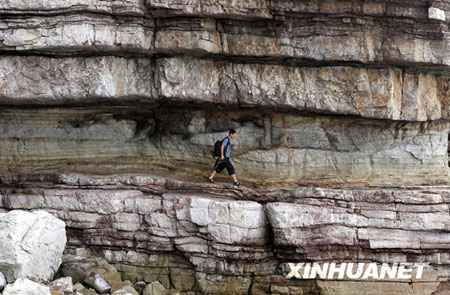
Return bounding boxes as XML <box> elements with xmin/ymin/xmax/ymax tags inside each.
<box><xmin>222</xmin><ymin>137</ymin><xmax>231</xmax><ymax>156</ymax></box>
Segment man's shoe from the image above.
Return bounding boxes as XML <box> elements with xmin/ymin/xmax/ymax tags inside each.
<box><xmin>233</xmin><ymin>181</ymin><xmax>241</xmax><ymax>186</ymax></box>
<box><xmin>207</xmin><ymin>178</ymin><xmax>214</xmax><ymax>183</ymax></box>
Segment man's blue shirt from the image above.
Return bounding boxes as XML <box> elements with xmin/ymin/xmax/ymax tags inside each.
<box><xmin>222</xmin><ymin>137</ymin><xmax>233</xmax><ymax>158</ymax></box>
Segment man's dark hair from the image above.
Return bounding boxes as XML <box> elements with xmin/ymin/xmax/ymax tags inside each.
<box><xmin>229</xmin><ymin>129</ymin><xmax>236</xmax><ymax>135</ymax></box>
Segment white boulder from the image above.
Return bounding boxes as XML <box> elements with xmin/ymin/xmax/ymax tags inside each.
<box><xmin>0</xmin><ymin>210</ymin><xmax>66</xmax><ymax>283</ymax></box>
<box><xmin>2</xmin><ymin>278</ymin><xmax>51</xmax><ymax>295</ymax></box>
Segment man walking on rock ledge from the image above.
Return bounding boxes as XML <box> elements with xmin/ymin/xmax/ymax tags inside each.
<box><xmin>208</xmin><ymin>129</ymin><xmax>240</xmax><ymax>186</ymax></box>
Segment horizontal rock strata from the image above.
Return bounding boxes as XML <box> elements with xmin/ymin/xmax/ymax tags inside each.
<box><xmin>0</xmin><ymin>107</ymin><xmax>447</xmax><ymax>185</ymax></box>
<box><xmin>0</xmin><ymin>56</ymin><xmax>449</xmax><ymax>122</ymax></box>
<box><xmin>0</xmin><ymin>15</ymin><xmax>154</xmax><ymax>53</ymax></box>
<box><xmin>0</xmin><ymin>0</ymin><xmax>146</xmax><ymax>15</ymax></box>
<box><xmin>1</xmin><ymin>173</ymin><xmax>450</xmax><ymax>294</ymax></box>
<box><xmin>0</xmin><ymin>1</ymin><xmax>449</xmax><ymax>70</ymax></box>
<box><xmin>1</xmin><ymin>1</ymin><xmax>450</xmax><ymax>294</ymax></box>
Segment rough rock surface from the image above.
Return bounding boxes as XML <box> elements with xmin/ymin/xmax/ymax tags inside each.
<box><xmin>2</xmin><ymin>278</ymin><xmax>51</xmax><ymax>295</ymax></box>
<box><xmin>0</xmin><ymin>210</ymin><xmax>67</xmax><ymax>283</ymax></box>
<box><xmin>1</xmin><ymin>173</ymin><xmax>450</xmax><ymax>295</ymax></box>
<box><xmin>111</xmin><ymin>285</ymin><xmax>139</xmax><ymax>295</ymax></box>
<box><xmin>0</xmin><ymin>55</ymin><xmax>447</xmax><ymax>122</ymax></box>
<box><xmin>142</xmin><ymin>281</ymin><xmax>167</xmax><ymax>295</ymax></box>
<box><xmin>0</xmin><ymin>107</ymin><xmax>447</xmax><ymax>186</ymax></box>
<box><xmin>84</xmin><ymin>271</ymin><xmax>111</xmax><ymax>294</ymax></box>
<box><xmin>47</xmin><ymin>277</ymin><xmax>74</xmax><ymax>294</ymax></box>
<box><xmin>61</xmin><ymin>250</ymin><xmax>144</xmax><ymax>294</ymax></box>
<box><xmin>0</xmin><ymin>0</ymin><xmax>448</xmax><ymax>186</ymax></box>
<box><xmin>1</xmin><ymin>1</ymin><xmax>450</xmax><ymax>294</ymax></box>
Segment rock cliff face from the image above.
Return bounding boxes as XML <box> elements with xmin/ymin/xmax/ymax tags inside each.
<box><xmin>2</xmin><ymin>173</ymin><xmax>450</xmax><ymax>295</ymax></box>
<box><xmin>1</xmin><ymin>1</ymin><xmax>450</xmax><ymax>294</ymax></box>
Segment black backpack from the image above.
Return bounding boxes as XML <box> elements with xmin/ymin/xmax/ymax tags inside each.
<box><xmin>212</xmin><ymin>137</ymin><xmax>230</xmax><ymax>158</ymax></box>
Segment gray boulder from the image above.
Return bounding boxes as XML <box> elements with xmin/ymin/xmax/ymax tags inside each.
<box><xmin>143</xmin><ymin>281</ymin><xmax>166</xmax><ymax>295</ymax></box>
<box><xmin>47</xmin><ymin>277</ymin><xmax>74</xmax><ymax>293</ymax></box>
<box><xmin>84</xmin><ymin>270</ymin><xmax>111</xmax><ymax>294</ymax></box>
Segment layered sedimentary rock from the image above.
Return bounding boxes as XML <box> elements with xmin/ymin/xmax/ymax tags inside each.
<box><xmin>1</xmin><ymin>0</ymin><xmax>450</xmax><ymax>68</ymax></box>
<box><xmin>0</xmin><ymin>55</ymin><xmax>446</xmax><ymax>121</ymax></box>
<box><xmin>1</xmin><ymin>0</ymin><xmax>450</xmax><ymax>294</ymax></box>
<box><xmin>1</xmin><ymin>173</ymin><xmax>450</xmax><ymax>295</ymax></box>
<box><xmin>0</xmin><ymin>106</ymin><xmax>447</xmax><ymax>185</ymax></box>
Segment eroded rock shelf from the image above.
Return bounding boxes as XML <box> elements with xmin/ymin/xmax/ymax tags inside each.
<box><xmin>2</xmin><ymin>173</ymin><xmax>450</xmax><ymax>294</ymax></box>
<box><xmin>1</xmin><ymin>1</ymin><xmax>450</xmax><ymax>294</ymax></box>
